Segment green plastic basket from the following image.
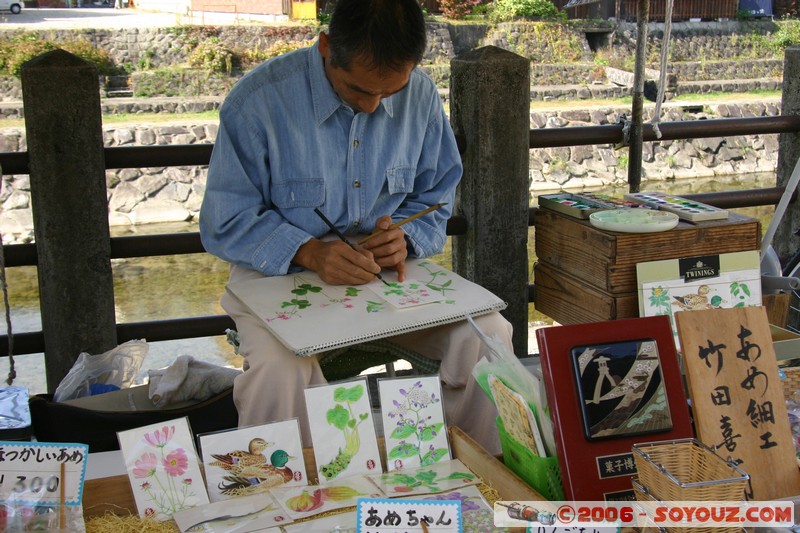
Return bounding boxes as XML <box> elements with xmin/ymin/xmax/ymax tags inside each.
<box><xmin>497</xmin><ymin>416</ymin><xmax>564</xmax><ymax>501</ymax></box>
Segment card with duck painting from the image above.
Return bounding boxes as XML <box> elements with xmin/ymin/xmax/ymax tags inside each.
<box><xmin>304</xmin><ymin>378</ymin><xmax>382</xmax><ymax>483</ymax></box>
<box><xmin>378</xmin><ymin>375</ymin><xmax>450</xmax><ymax>471</ymax></box>
<box><xmin>117</xmin><ymin>417</ymin><xmax>209</xmax><ymax>521</ymax></box>
<box><xmin>198</xmin><ymin>420</ymin><xmax>307</xmax><ymax>502</ymax></box>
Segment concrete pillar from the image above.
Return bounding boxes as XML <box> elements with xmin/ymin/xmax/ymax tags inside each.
<box><xmin>776</xmin><ymin>46</ymin><xmax>800</xmax><ymax>265</ymax></box>
<box><xmin>21</xmin><ymin>50</ymin><xmax>117</xmax><ymax>392</ymax></box>
<box><xmin>450</xmin><ymin>46</ymin><xmax>530</xmax><ymax>356</ymax></box>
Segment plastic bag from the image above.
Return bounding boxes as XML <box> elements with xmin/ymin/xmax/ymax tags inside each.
<box><xmin>53</xmin><ymin>339</ymin><xmax>149</xmax><ymax>402</ymax></box>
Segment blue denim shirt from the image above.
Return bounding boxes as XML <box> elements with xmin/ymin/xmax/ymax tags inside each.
<box><xmin>200</xmin><ymin>41</ymin><xmax>462</xmax><ymax>276</ymax></box>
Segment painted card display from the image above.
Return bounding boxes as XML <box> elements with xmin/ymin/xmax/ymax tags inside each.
<box><xmin>117</xmin><ymin>417</ymin><xmax>209</xmax><ymax>521</ymax></box>
<box><xmin>570</xmin><ymin>338</ymin><xmax>672</xmax><ymax>440</ymax></box>
<box><xmin>378</xmin><ymin>375</ymin><xmax>450</xmax><ymax>471</ymax></box>
<box><xmin>366</xmin><ymin>458</ymin><xmax>479</xmax><ymax>498</ymax></box>
<box><xmin>637</xmin><ymin>250</ymin><xmax>761</xmax><ymax>349</ymax></box>
<box><xmin>226</xmin><ymin>258</ymin><xmax>506</xmax><ymax>356</ymax></box>
<box><xmin>271</xmin><ymin>474</ymin><xmax>381</xmax><ymax>521</ymax></box>
<box><xmin>304</xmin><ymin>378</ymin><xmax>382</xmax><ymax>482</ymax></box>
<box><xmin>172</xmin><ymin>491</ymin><xmax>291</xmax><ymax>532</ymax></box>
<box><xmin>198</xmin><ymin>420</ymin><xmax>307</xmax><ymax>502</ymax></box>
<box><xmin>536</xmin><ymin>316</ymin><xmax>694</xmax><ymax>501</ymax></box>
<box><xmin>488</xmin><ymin>374</ymin><xmax>544</xmax><ymax>456</ymax></box>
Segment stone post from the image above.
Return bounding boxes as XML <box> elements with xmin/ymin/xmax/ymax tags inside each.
<box><xmin>450</xmin><ymin>46</ymin><xmax>530</xmax><ymax>356</ymax></box>
<box><xmin>21</xmin><ymin>50</ymin><xmax>117</xmax><ymax>392</ymax></box>
<box><xmin>776</xmin><ymin>46</ymin><xmax>800</xmax><ymax>265</ymax></box>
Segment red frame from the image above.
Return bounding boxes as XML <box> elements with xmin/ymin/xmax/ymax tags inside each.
<box><xmin>536</xmin><ymin>315</ymin><xmax>694</xmax><ymax>501</ymax></box>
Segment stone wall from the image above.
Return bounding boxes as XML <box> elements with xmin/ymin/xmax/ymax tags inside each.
<box><xmin>0</xmin><ymin>101</ymin><xmax>781</xmax><ymax>244</ymax></box>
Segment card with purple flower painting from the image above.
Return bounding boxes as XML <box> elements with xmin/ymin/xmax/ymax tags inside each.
<box><xmin>117</xmin><ymin>417</ymin><xmax>209</xmax><ymax>521</ymax></box>
<box><xmin>365</xmin><ymin>458</ymin><xmax>479</xmax><ymax>498</ymax></box>
<box><xmin>378</xmin><ymin>375</ymin><xmax>450</xmax><ymax>471</ymax></box>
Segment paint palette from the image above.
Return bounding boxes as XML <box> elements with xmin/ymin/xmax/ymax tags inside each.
<box><xmin>538</xmin><ymin>193</ymin><xmax>616</xmax><ymax>219</ymax></box>
<box><xmin>624</xmin><ymin>192</ymin><xmax>729</xmax><ymax>222</ymax></box>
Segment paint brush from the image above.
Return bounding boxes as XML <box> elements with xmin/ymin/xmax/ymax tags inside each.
<box><xmin>357</xmin><ymin>202</ymin><xmax>448</xmax><ymax>245</ymax></box>
<box><xmin>313</xmin><ymin>208</ymin><xmax>391</xmax><ymax>286</ymax></box>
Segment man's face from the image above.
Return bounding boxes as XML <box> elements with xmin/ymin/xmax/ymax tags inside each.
<box><xmin>318</xmin><ymin>32</ymin><xmax>414</xmax><ymax>114</ymax></box>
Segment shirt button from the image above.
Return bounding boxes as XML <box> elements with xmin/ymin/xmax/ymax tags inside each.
<box><xmin>353</xmin><ymin>139</ymin><xmax>359</xmax><ymax>148</ymax></box>
<box><xmin>353</xmin><ymin>181</ymin><xmax>361</xmax><ymax>188</ymax></box>
<box><xmin>353</xmin><ymin>220</ymin><xmax>360</xmax><ymax>227</ymax></box>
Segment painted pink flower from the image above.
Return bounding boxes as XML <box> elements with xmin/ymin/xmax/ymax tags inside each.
<box><xmin>162</xmin><ymin>448</ymin><xmax>189</xmax><ymax>476</ymax></box>
<box><xmin>144</xmin><ymin>425</ymin><xmax>175</xmax><ymax>448</ymax></box>
<box><xmin>144</xmin><ymin>508</ymin><xmax>156</xmax><ymax>517</ymax></box>
<box><xmin>183</xmin><ymin>478</ymin><xmax>192</xmax><ymax>485</ymax></box>
<box><xmin>133</xmin><ymin>452</ymin><xmax>158</xmax><ymax>478</ymax></box>
<box><xmin>141</xmin><ymin>482</ymin><xmax>151</xmax><ymax>490</ymax></box>
<box><xmin>278</xmin><ymin>314</ymin><xmax>290</xmax><ymax>320</ymax></box>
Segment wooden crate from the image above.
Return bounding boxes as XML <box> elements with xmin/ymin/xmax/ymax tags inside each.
<box><xmin>533</xmin><ymin>207</ymin><xmax>761</xmax><ymax>296</ymax></box>
<box><xmin>83</xmin><ymin>427</ymin><xmax>546</xmax><ymax>526</ymax></box>
<box><xmin>533</xmin><ymin>261</ymin><xmax>639</xmax><ymax>325</ymax></box>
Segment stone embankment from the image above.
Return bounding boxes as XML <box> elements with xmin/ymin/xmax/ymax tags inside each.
<box><xmin>0</xmin><ymin>99</ymin><xmax>780</xmax><ymax>244</ymax></box>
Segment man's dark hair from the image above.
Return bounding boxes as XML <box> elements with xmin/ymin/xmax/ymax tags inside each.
<box><xmin>327</xmin><ymin>0</ymin><xmax>426</xmax><ymax>73</ymax></box>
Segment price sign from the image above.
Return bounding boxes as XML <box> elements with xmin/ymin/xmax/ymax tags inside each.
<box><xmin>0</xmin><ymin>442</ymin><xmax>88</xmax><ymax>506</ymax></box>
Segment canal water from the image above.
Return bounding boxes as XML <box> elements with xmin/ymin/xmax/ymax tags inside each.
<box><xmin>0</xmin><ymin>172</ymin><xmax>779</xmax><ymax>395</ymax></box>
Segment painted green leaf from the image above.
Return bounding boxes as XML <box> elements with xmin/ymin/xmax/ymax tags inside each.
<box><xmin>366</xmin><ymin>301</ymin><xmax>384</xmax><ymax>313</ymax></box>
<box><xmin>415</xmin><ymin>470</ymin><xmax>437</xmax><ymax>484</ymax></box>
<box><xmin>388</xmin><ymin>443</ymin><xmax>418</xmax><ymax>459</ymax></box>
<box><xmin>333</xmin><ymin>384</ymin><xmax>364</xmax><ymax>403</ymax></box>
<box><xmin>419</xmin><ymin>423</ymin><xmax>444</xmax><ymax>441</ymax></box>
<box><xmin>291</xmin><ymin>288</ymin><xmax>308</xmax><ymax>296</ymax></box>
<box><xmin>326</xmin><ymin>404</ymin><xmax>350</xmax><ymax>430</ymax></box>
<box><xmin>421</xmin><ymin>448</ymin><xmax>448</xmax><ymax>466</ymax></box>
<box><xmin>385</xmin><ymin>473</ymin><xmax>417</xmax><ymax>485</ymax></box>
<box><xmin>390</xmin><ymin>423</ymin><xmax>417</xmax><ymax>440</ymax></box>
<box><xmin>344</xmin><ymin>287</ymin><xmax>361</xmax><ymax>297</ymax></box>
<box><xmin>444</xmin><ymin>471</ymin><xmax>476</xmax><ymax>481</ymax></box>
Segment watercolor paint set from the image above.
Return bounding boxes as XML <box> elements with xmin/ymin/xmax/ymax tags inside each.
<box><xmin>624</xmin><ymin>191</ymin><xmax>729</xmax><ymax>222</ymax></box>
<box><xmin>538</xmin><ymin>193</ymin><xmax>617</xmax><ymax>219</ymax></box>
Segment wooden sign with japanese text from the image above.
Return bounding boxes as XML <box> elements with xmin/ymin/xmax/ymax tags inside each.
<box><xmin>676</xmin><ymin>306</ymin><xmax>800</xmax><ymax>500</ymax></box>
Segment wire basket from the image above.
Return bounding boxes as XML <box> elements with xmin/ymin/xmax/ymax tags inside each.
<box><xmin>782</xmin><ymin>366</ymin><xmax>800</xmax><ymax>400</ymax></box>
<box><xmin>631</xmin><ymin>476</ymin><xmax>743</xmax><ymax>533</ymax></box>
<box><xmin>632</xmin><ymin>438</ymin><xmax>749</xmax><ymax>502</ymax></box>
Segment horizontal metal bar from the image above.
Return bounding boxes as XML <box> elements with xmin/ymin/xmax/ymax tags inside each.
<box><xmin>3</xmin><ymin>215</ymin><xmax>470</xmax><ymax>267</ymax></box>
<box><xmin>104</xmin><ymin>144</ymin><xmax>214</xmax><ymax>169</ymax></box>
<box><xmin>529</xmin><ymin>115</ymin><xmax>800</xmax><ymax>148</ymax></box>
<box><xmin>0</xmin><ymin>315</ymin><xmax>236</xmax><ymax>357</ymax></box>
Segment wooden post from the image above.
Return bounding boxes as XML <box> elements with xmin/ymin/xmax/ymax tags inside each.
<box><xmin>21</xmin><ymin>50</ymin><xmax>117</xmax><ymax>392</ymax></box>
<box><xmin>776</xmin><ymin>45</ymin><xmax>800</xmax><ymax>265</ymax></box>
<box><xmin>450</xmin><ymin>46</ymin><xmax>530</xmax><ymax>356</ymax></box>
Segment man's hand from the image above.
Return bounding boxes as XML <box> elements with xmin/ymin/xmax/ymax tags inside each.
<box><xmin>293</xmin><ymin>238</ymin><xmax>382</xmax><ymax>285</ymax></box>
<box><xmin>360</xmin><ymin>215</ymin><xmax>408</xmax><ymax>282</ymax></box>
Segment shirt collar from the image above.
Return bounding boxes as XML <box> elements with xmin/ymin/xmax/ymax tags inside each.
<box><xmin>308</xmin><ymin>40</ymin><xmax>394</xmax><ymax>124</ymax></box>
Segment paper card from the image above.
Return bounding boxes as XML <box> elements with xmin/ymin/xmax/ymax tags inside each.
<box><xmin>637</xmin><ymin>250</ymin><xmax>762</xmax><ymax>350</ymax></box>
<box><xmin>0</xmin><ymin>441</ymin><xmax>88</xmax><ymax>505</ymax></box>
<box><xmin>280</xmin><ymin>510</ymin><xmax>356</xmax><ymax>532</ymax></box>
<box><xmin>365</xmin><ymin>458</ymin><xmax>479</xmax><ymax>498</ymax></box>
<box><xmin>356</xmin><ymin>497</ymin><xmax>461</xmax><ymax>532</ymax></box>
<box><xmin>378</xmin><ymin>375</ymin><xmax>450</xmax><ymax>471</ymax></box>
<box><xmin>367</xmin><ymin>279</ymin><xmax>446</xmax><ymax>309</ymax></box>
<box><xmin>271</xmin><ymin>474</ymin><xmax>382</xmax><ymax>521</ymax></box>
<box><xmin>117</xmin><ymin>417</ymin><xmax>209</xmax><ymax>521</ymax></box>
<box><xmin>172</xmin><ymin>491</ymin><xmax>291</xmax><ymax>532</ymax></box>
<box><xmin>198</xmin><ymin>420</ymin><xmax>307</xmax><ymax>502</ymax></box>
<box><xmin>488</xmin><ymin>375</ymin><xmax>543</xmax><ymax>456</ymax></box>
<box><xmin>304</xmin><ymin>378</ymin><xmax>382</xmax><ymax>483</ymax></box>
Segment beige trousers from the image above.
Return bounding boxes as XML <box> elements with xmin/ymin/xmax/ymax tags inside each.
<box><xmin>222</xmin><ymin>264</ymin><xmax>511</xmax><ymax>456</ymax></box>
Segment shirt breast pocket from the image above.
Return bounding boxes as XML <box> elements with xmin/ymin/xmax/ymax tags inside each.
<box><xmin>385</xmin><ymin>167</ymin><xmax>416</xmax><ymax>195</ymax></box>
<box><xmin>272</xmin><ymin>178</ymin><xmax>325</xmax><ymax>208</ymax></box>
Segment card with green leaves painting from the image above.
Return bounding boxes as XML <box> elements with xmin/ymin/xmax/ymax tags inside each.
<box><xmin>378</xmin><ymin>375</ymin><xmax>450</xmax><ymax>471</ymax></box>
<box><xmin>637</xmin><ymin>250</ymin><xmax>761</xmax><ymax>350</ymax></box>
<box><xmin>365</xmin><ymin>458</ymin><xmax>479</xmax><ymax>498</ymax></box>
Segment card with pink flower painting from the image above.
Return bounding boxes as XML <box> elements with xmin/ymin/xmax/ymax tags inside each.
<box><xmin>378</xmin><ymin>375</ymin><xmax>450</xmax><ymax>471</ymax></box>
<box><xmin>117</xmin><ymin>417</ymin><xmax>209</xmax><ymax>521</ymax></box>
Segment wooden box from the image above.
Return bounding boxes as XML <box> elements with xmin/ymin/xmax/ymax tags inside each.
<box><xmin>533</xmin><ymin>207</ymin><xmax>761</xmax><ymax>325</ymax></box>
<box><xmin>534</xmin><ymin>207</ymin><xmax>761</xmax><ymax>295</ymax></box>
